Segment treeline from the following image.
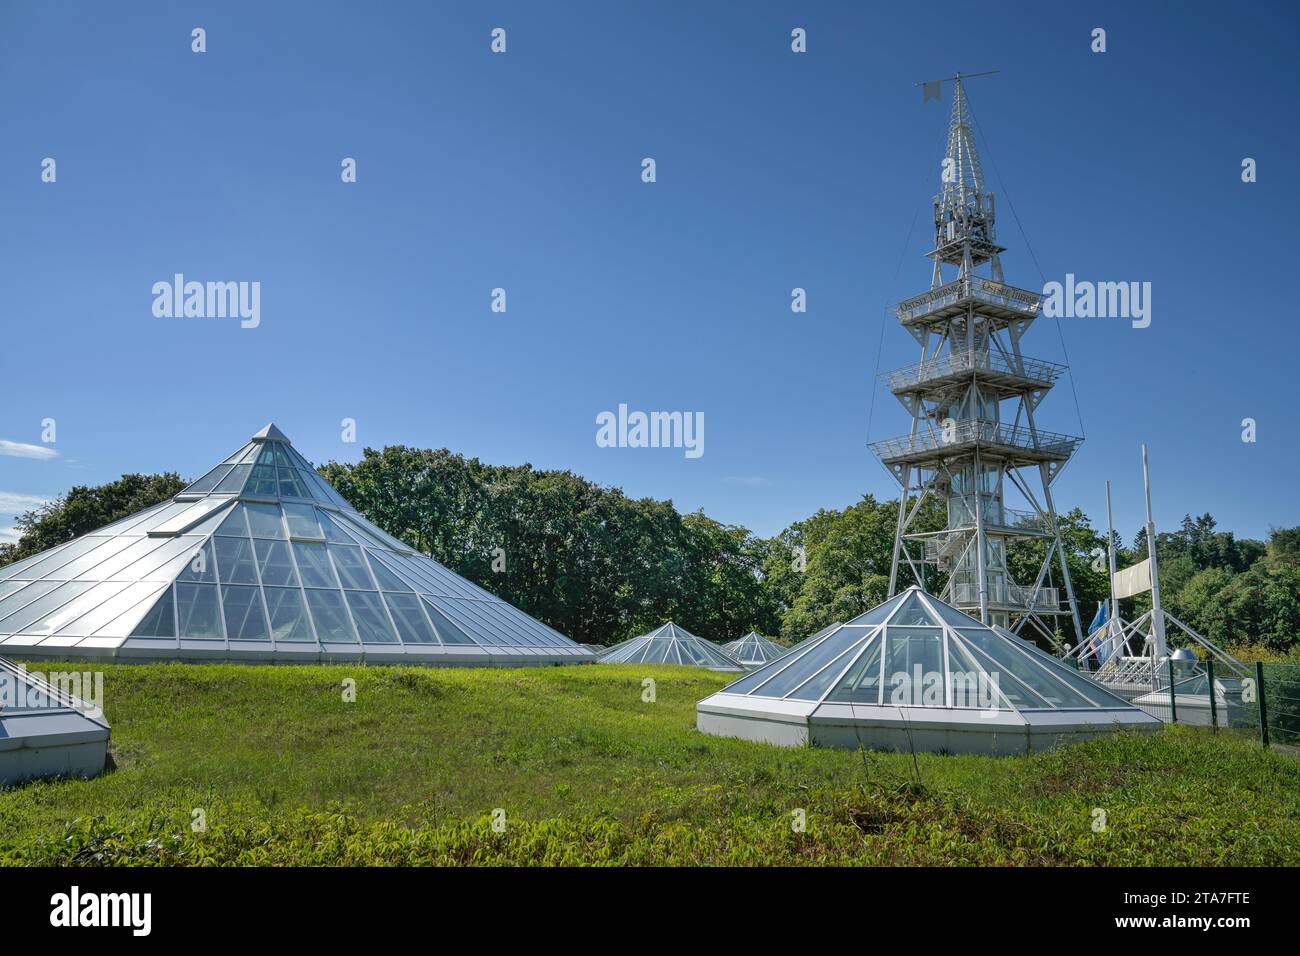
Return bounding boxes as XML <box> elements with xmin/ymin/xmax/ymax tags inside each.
<box><xmin>2</xmin><ymin>447</ymin><xmax>1296</xmax><ymax>650</ymax></box>
<box><xmin>316</xmin><ymin>447</ymin><xmax>782</xmax><ymax>644</ymax></box>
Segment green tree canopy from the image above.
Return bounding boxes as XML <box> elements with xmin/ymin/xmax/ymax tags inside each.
<box><xmin>0</xmin><ymin>473</ymin><xmax>187</xmax><ymax>567</ymax></box>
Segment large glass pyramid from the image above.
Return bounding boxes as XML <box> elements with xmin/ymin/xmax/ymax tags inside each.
<box><xmin>0</xmin><ymin>425</ymin><xmax>594</xmax><ymax>666</ymax></box>
<box><xmin>697</xmin><ymin>587</ymin><xmax>1160</xmax><ymax>754</ymax></box>
<box><xmin>598</xmin><ymin>622</ymin><xmax>743</xmax><ymax>671</ymax></box>
<box><xmin>722</xmin><ymin>631</ymin><xmax>788</xmax><ymax>668</ymax></box>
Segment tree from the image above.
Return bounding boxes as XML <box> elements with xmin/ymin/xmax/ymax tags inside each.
<box><xmin>319</xmin><ymin>445</ymin><xmax>778</xmax><ymax>645</ymax></box>
<box><xmin>771</xmin><ymin>494</ymin><xmax>944</xmax><ymax>641</ymax></box>
<box><xmin>0</xmin><ymin>473</ymin><xmax>186</xmax><ymax>567</ymax></box>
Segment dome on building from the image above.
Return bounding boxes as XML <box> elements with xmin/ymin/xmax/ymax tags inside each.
<box><xmin>0</xmin><ymin>425</ymin><xmax>594</xmax><ymax>667</ymax></box>
<box><xmin>722</xmin><ymin>631</ymin><xmax>788</xmax><ymax>668</ymax></box>
<box><xmin>698</xmin><ymin>587</ymin><xmax>1160</xmax><ymax>754</ymax></box>
<box><xmin>599</xmin><ymin>622</ymin><xmax>742</xmax><ymax>671</ymax></box>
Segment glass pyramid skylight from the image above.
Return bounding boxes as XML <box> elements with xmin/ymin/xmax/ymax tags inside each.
<box><xmin>697</xmin><ymin>588</ymin><xmax>1160</xmax><ymax>754</ymax></box>
<box><xmin>599</xmin><ymin>622</ymin><xmax>743</xmax><ymax>671</ymax></box>
<box><xmin>722</xmin><ymin>631</ymin><xmax>788</xmax><ymax>667</ymax></box>
<box><xmin>0</xmin><ymin>425</ymin><xmax>594</xmax><ymax>666</ymax></box>
<box><xmin>0</xmin><ymin>657</ymin><xmax>110</xmax><ymax>784</ymax></box>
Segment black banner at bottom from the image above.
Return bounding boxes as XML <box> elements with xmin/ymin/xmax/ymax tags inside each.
<box><xmin>0</xmin><ymin>866</ymin><xmax>1280</xmax><ymax>941</ymax></box>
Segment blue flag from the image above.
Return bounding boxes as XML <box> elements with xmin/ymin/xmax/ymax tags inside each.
<box><xmin>1087</xmin><ymin>602</ymin><xmax>1109</xmax><ymax>663</ymax></box>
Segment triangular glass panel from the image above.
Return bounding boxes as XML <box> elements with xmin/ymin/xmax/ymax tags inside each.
<box><xmin>131</xmin><ymin>587</ymin><xmax>176</xmax><ymax>637</ymax></box>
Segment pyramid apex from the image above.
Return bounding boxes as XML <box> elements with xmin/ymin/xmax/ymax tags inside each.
<box><xmin>252</xmin><ymin>422</ymin><xmax>291</xmax><ymax>442</ymax></box>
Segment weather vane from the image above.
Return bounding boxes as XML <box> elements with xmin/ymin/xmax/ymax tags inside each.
<box><xmin>915</xmin><ymin>69</ymin><xmax>999</xmax><ymax>102</ymax></box>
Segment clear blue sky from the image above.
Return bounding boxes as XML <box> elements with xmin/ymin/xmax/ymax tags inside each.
<box><xmin>1</xmin><ymin>0</ymin><xmax>1296</xmax><ymax>547</ymax></box>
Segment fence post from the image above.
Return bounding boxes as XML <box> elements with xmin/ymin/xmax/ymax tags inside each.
<box><xmin>1206</xmin><ymin>658</ymin><xmax>1218</xmax><ymax>730</ymax></box>
<box><xmin>1256</xmin><ymin>660</ymin><xmax>1270</xmax><ymax>748</ymax></box>
<box><xmin>1168</xmin><ymin>658</ymin><xmax>1177</xmax><ymax>724</ymax></box>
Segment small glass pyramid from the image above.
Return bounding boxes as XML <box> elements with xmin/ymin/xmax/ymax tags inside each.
<box><xmin>722</xmin><ymin>631</ymin><xmax>788</xmax><ymax>667</ymax></box>
<box><xmin>698</xmin><ymin>587</ymin><xmax>1160</xmax><ymax>754</ymax></box>
<box><xmin>0</xmin><ymin>425</ymin><xmax>594</xmax><ymax>666</ymax></box>
<box><xmin>598</xmin><ymin>622</ymin><xmax>743</xmax><ymax>671</ymax></box>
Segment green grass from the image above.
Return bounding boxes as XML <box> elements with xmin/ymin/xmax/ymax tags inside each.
<box><xmin>2</xmin><ymin>661</ymin><xmax>1297</xmax><ymax>865</ymax></box>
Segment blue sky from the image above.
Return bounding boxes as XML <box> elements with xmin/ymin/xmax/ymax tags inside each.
<box><xmin>1</xmin><ymin>0</ymin><xmax>1296</xmax><ymax>546</ymax></box>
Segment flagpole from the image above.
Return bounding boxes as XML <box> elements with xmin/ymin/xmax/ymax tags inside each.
<box><xmin>1105</xmin><ymin>480</ymin><xmax>1119</xmax><ymax>647</ymax></box>
<box><xmin>1142</xmin><ymin>444</ymin><xmax>1167</xmax><ymax>658</ymax></box>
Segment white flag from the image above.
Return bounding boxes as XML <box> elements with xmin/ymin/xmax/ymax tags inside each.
<box><xmin>1113</xmin><ymin>558</ymin><xmax>1152</xmax><ymax>599</ymax></box>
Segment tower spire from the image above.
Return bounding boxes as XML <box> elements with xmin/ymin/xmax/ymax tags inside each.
<box><xmin>925</xmin><ymin>73</ymin><xmax>1004</xmax><ymax>286</ymax></box>
<box><xmin>940</xmin><ymin>76</ymin><xmax>986</xmax><ymax>218</ymax></box>
<box><xmin>873</xmin><ymin>73</ymin><xmax>1085</xmax><ymax>650</ymax></box>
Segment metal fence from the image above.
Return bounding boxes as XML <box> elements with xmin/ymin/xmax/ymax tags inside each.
<box><xmin>1099</xmin><ymin>658</ymin><xmax>1300</xmax><ymax>751</ymax></box>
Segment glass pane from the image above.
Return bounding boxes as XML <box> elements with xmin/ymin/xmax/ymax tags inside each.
<box><xmin>271</xmin><ymin>444</ymin><xmax>293</xmax><ymax>467</ymax></box>
<box><xmin>316</xmin><ymin>510</ymin><xmax>357</xmax><ymax>544</ymax></box>
<box><xmin>919</xmin><ymin>593</ymin><xmax>982</xmax><ymax>629</ymax></box>
<box><xmin>278</xmin><ymin>468</ymin><xmax>308</xmax><ymax>498</ymax></box>
<box><xmin>956</xmin><ymin>628</ymin><xmax>1095</xmax><ymax>708</ymax></box>
<box><xmin>432</xmin><ymin>597</ymin><xmax>503</xmax><ymax>645</ymax></box>
<box><xmin>53</xmin><ymin>581</ymin><xmax>148</xmax><ymax>637</ymax></box>
<box><xmin>214</xmin><ymin>464</ymin><xmax>251</xmax><ymax>493</ymax></box>
<box><xmin>0</xmin><ymin>581</ymin><xmax>96</xmax><ymax>633</ymax></box>
<box><xmin>184</xmin><ymin>464</ymin><xmax>234</xmax><ymax>494</ymax></box>
<box><xmin>254</xmin><ymin>539</ymin><xmax>298</xmax><ymax>586</ymax></box>
<box><xmin>0</xmin><ymin>583</ymin><xmax>64</xmax><ymax>623</ymax></box>
<box><xmin>7</xmin><ymin>536</ymin><xmax>104</xmax><ymax>580</ymax></box>
<box><xmin>131</xmin><ymin>587</ymin><xmax>176</xmax><ymax>637</ymax></box>
<box><xmin>366</xmin><ymin>552</ymin><xmax>414</xmax><ymax>592</ymax></box>
<box><xmin>294</xmin><ymin>470</ymin><xmax>321</xmax><ymax>498</ymax></box>
<box><xmin>215</xmin><ymin>536</ymin><xmax>259</xmax><ymax>584</ymax></box>
<box><xmin>264</xmin><ymin>587</ymin><xmax>313</xmax><ymax>641</ymax></box>
<box><xmin>247</xmin><ymin>464</ymin><xmax>279</xmax><ymax>496</ymax></box>
<box><xmin>747</xmin><ymin>625</ymin><xmax>874</xmax><ymax>698</ymax></box>
<box><xmin>176</xmin><ymin>583</ymin><xmax>223</xmax><ymax>638</ymax></box>
<box><xmin>888</xmin><ymin>593</ymin><xmax>939</xmax><ymax>627</ymax></box>
<box><xmin>384</xmin><ymin>592</ymin><xmax>437</xmax><ymax>643</ymax></box>
<box><xmin>0</xmin><ymin>547</ymin><xmax>73</xmax><ymax>582</ymax></box>
<box><xmin>216</xmin><ymin>504</ymin><xmax>250</xmax><ymax>537</ymax></box>
<box><xmin>293</xmin><ymin>542</ymin><xmax>337</xmax><ymax>588</ymax></box>
<box><xmin>222</xmin><ymin>442</ymin><xmax>255</xmax><ymax>465</ymax></box>
<box><xmin>245</xmin><ymin>503</ymin><xmax>287</xmax><ymax>538</ymax></box>
<box><xmin>112</xmin><ymin>536</ymin><xmax>203</xmax><ymax>582</ymax></box>
<box><xmin>953</xmin><ymin>630</ymin><xmax>1053</xmax><ymax>709</ymax></box>
<box><xmin>85</xmin><ymin>502</ymin><xmax>173</xmax><ymax>537</ymax></box>
<box><xmin>222</xmin><ymin>584</ymin><xmax>269</xmax><ymax>641</ymax></box>
<box><xmin>996</xmin><ymin>629</ymin><xmax>1132</xmax><ymax>707</ymax></box>
<box><xmin>881</xmin><ymin>627</ymin><xmax>945</xmax><ymax>707</ymax></box>
<box><xmin>421</xmin><ymin>598</ymin><xmax>477</xmax><ymax>644</ymax></box>
<box><xmin>843</xmin><ymin>594</ymin><xmax>908</xmax><ymax>628</ymax></box>
<box><xmin>42</xmin><ymin>536</ymin><xmax>139</xmax><ymax>580</ymax></box>
<box><xmin>150</xmin><ymin>498</ymin><xmax>231</xmax><ymax>536</ymax></box>
<box><xmin>282</xmin><ymin>503</ymin><xmax>322</xmax><ymax>539</ymax></box>
<box><xmin>945</xmin><ymin>630</ymin><xmax>1005</xmax><ymax>709</ymax></box>
<box><xmin>305</xmin><ymin>589</ymin><xmax>356</xmax><ymax>642</ymax></box>
<box><xmin>175</xmin><ymin>539</ymin><xmax>216</xmax><ymax>583</ymax></box>
<box><xmin>122</xmin><ymin>500</ymin><xmax>196</xmax><ymax>534</ymax></box>
<box><xmin>19</xmin><ymin>581</ymin><xmax>130</xmax><ymax>636</ymax></box>
<box><xmin>334</xmin><ymin>514</ymin><xmax>393</xmax><ymax>550</ymax></box>
<box><xmin>820</xmin><ymin>635</ymin><xmax>885</xmax><ymax>703</ymax></box>
<box><xmin>329</xmin><ymin>546</ymin><xmax>375</xmax><ymax>590</ymax></box>
<box><xmin>346</xmin><ymin>590</ymin><xmax>397</xmax><ymax>643</ymax></box>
